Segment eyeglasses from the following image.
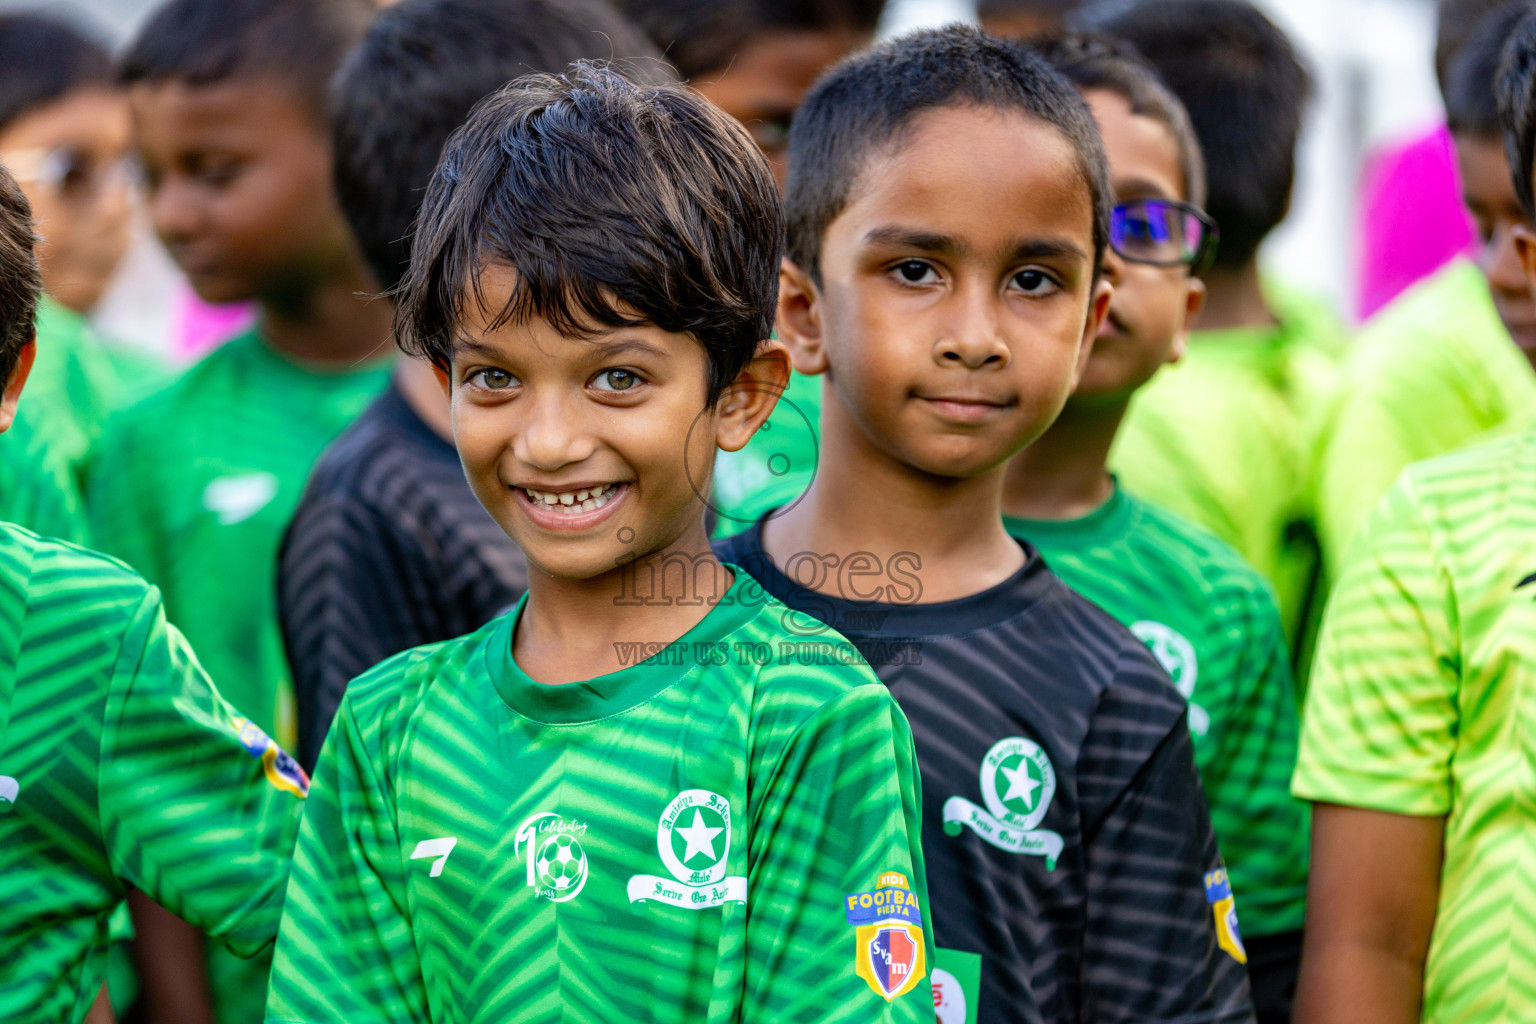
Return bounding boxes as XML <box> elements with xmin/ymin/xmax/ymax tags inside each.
<box><xmin>0</xmin><ymin>145</ymin><xmax>132</xmax><ymax>206</ymax></box>
<box><xmin>1109</xmin><ymin>198</ymin><xmax>1218</xmax><ymax>272</ymax></box>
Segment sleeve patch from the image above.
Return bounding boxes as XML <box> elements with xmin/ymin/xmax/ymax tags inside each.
<box><xmin>850</xmin><ymin>872</ymin><xmax>927</xmax><ymax>1000</ymax></box>
<box><xmin>1203</xmin><ymin>867</ymin><xmax>1247</xmax><ymax>964</ymax></box>
<box><xmin>235</xmin><ymin>718</ymin><xmax>310</xmax><ymax>798</ymax></box>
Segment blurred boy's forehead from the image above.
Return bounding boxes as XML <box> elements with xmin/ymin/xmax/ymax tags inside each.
<box><xmin>830</xmin><ymin>105</ymin><xmax>1095</xmax><ymax>262</ymax></box>
<box><xmin>1082</xmin><ymin>88</ymin><xmax>1186</xmax><ymax>201</ymax></box>
<box><xmin>127</xmin><ymin>75</ymin><xmax>325</xmax><ymax>139</ymax></box>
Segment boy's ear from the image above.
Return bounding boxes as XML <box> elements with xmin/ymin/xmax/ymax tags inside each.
<box><xmin>433</xmin><ymin>363</ymin><xmax>451</xmax><ymax>397</ymax></box>
<box><xmin>776</xmin><ymin>257</ymin><xmax>830</xmax><ymax>376</ymax></box>
<box><xmin>1515</xmin><ymin>224</ymin><xmax>1536</xmax><ymax>296</ymax></box>
<box><xmin>0</xmin><ymin>335</ymin><xmax>37</xmax><ymax>434</ymax></box>
<box><xmin>1073</xmin><ymin>278</ymin><xmax>1113</xmax><ymax>383</ymax></box>
<box><xmin>1169</xmin><ymin>276</ymin><xmax>1207</xmax><ymax>366</ymax></box>
<box><xmin>715</xmin><ymin>339</ymin><xmax>792</xmax><ymax>454</ymax></box>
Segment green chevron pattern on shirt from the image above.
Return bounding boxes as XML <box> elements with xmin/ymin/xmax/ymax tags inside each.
<box><xmin>0</xmin><ymin>523</ymin><xmax>305</xmax><ymax>1024</ymax></box>
<box><xmin>1295</xmin><ymin>428</ymin><xmax>1536</xmax><ymax>1022</ymax></box>
<box><xmin>268</xmin><ymin>570</ymin><xmax>934</xmax><ymax>1024</ymax></box>
<box><xmin>0</xmin><ymin>423</ymin><xmax>90</xmax><ymax>545</ymax></box>
<box><xmin>85</xmin><ymin>329</ymin><xmax>390</xmax><ymax>744</ymax></box>
<box><xmin>1006</xmin><ymin>486</ymin><xmax>1309</xmax><ymax>937</ymax></box>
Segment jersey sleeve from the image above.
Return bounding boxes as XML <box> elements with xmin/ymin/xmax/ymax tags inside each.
<box><xmin>97</xmin><ymin>590</ymin><xmax>306</xmax><ymax>957</ymax></box>
<box><xmin>1199</xmin><ymin>584</ymin><xmax>1310</xmax><ymax>936</ymax></box>
<box><xmin>1292</xmin><ymin>473</ymin><xmax>1456</xmax><ymax>815</ymax></box>
<box><xmin>279</xmin><ymin>491</ymin><xmax>437</xmax><ymax>771</ymax></box>
<box><xmin>744</xmin><ymin>682</ymin><xmax>933</xmax><ymax>1023</ymax></box>
<box><xmin>266</xmin><ymin>692</ymin><xmax>429</xmax><ymax>1024</ymax></box>
<box><xmin>1079</xmin><ymin>653</ymin><xmax>1256</xmax><ymax>1023</ymax></box>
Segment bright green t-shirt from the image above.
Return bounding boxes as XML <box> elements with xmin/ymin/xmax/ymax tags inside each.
<box><xmin>267</xmin><ymin>571</ymin><xmax>934</xmax><ymax>1024</ymax></box>
<box><xmin>710</xmin><ymin>368</ymin><xmax>821</xmax><ymax>537</ymax></box>
<box><xmin>1294</xmin><ymin>427</ymin><xmax>1536</xmax><ymax>1023</ymax></box>
<box><xmin>86</xmin><ymin>329</ymin><xmax>390</xmax><ymax>743</ymax></box>
<box><xmin>22</xmin><ymin>298</ymin><xmax>120</xmax><ymax>480</ymax></box>
<box><xmin>85</xmin><ymin>329</ymin><xmax>386</xmax><ymax>1021</ymax></box>
<box><xmin>0</xmin><ymin>425</ymin><xmax>90</xmax><ymax>545</ymax></box>
<box><xmin>1112</xmin><ymin>285</ymin><xmax>1345</xmax><ymax>656</ymax></box>
<box><xmin>0</xmin><ymin>523</ymin><xmax>306</xmax><ymax>1024</ymax></box>
<box><xmin>1006</xmin><ymin>486</ymin><xmax>1309</xmax><ymax>937</ymax></box>
<box><xmin>1312</xmin><ymin>259</ymin><xmax>1536</xmax><ymax>579</ymax></box>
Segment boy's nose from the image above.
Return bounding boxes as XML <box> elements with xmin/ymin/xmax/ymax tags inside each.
<box><xmin>934</xmin><ymin>292</ymin><xmax>1010</xmax><ymax>369</ymax></box>
<box><xmin>511</xmin><ymin>392</ymin><xmax>598</xmax><ymax>470</ymax></box>
<box><xmin>1484</xmin><ymin>226</ymin><xmax>1529</xmax><ymax>298</ymax></box>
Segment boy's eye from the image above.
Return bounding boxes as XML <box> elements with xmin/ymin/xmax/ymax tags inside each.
<box><xmin>892</xmin><ymin>260</ymin><xmax>938</xmax><ymax>285</ymax></box>
<box><xmin>1011</xmin><ymin>269</ymin><xmax>1059</xmax><ymax>296</ymax></box>
<box><xmin>592</xmin><ymin>368</ymin><xmax>643</xmax><ymax>392</ymax></box>
<box><xmin>468</xmin><ymin>368</ymin><xmax>517</xmax><ymax>390</ymax></box>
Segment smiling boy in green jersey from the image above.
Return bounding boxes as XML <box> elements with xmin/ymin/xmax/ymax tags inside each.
<box><xmin>1313</xmin><ymin>1</ymin><xmax>1536</xmax><ymax>581</ymax></box>
<box><xmin>85</xmin><ymin>0</ymin><xmax>392</xmax><ymax>1018</ymax></box>
<box><xmin>0</xmin><ymin>162</ymin><xmax>307</xmax><ymax>1024</ymax></box>
<box><xmin>265</xmin><ymin>65</ymin><xmax>931</xmax><ymax>1024</ymax></box>
<box><xmin>1004</xmin><ymin>34</ymin><xmax>1309</xmax><ymax>1023</ymax></box>
<box><xmin>1291</xmin><ymin>13</ymin><xmax>1536</xmax><ymax>1021</ymax></box>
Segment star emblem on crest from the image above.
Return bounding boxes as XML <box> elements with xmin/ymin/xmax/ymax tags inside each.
<box><xmin>998</xmin><ymin>756</ymin><xmax>1041</xmax><ymax>811</ymax></box>
<box><xmin>675</xmin><ymin>808</ymin><xmax>724</xmax><ymax>864</ymax></box>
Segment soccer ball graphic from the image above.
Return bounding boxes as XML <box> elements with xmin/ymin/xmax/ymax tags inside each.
<box><xmin>536</xmin><ymin>834</ymin><xmax>588</xmax><ymax>896</ymax></box>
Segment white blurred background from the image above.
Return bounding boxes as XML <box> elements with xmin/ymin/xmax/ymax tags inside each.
<box><xmin>13</xmin><ymin>0</ymin><xmax>1445</xmax><ymax>348</ymax></box>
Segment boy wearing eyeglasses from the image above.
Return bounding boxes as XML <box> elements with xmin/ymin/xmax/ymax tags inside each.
<box><xmin>1006</xmin><ymin>35</ymin><xmax>1307</xmax><ymax>1024</ymax></box>
<box><xmin>1087</xmin><ymin>0</ymin><xmax>1342</xmax><ymax>670</ymax></box>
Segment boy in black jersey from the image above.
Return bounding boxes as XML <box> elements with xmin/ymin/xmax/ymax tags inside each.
<box><xmin>279</xmin><ymin>0</ymin><xmax>666</xmax><ymax>769</ymax></box>
<box><xmin>716</xmin><ymin>26</ymin><xmax>1255</xmax><ymax>1023</ymax></box>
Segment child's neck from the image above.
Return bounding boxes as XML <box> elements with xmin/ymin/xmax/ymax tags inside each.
<box><xmin>256</xmin><ymin>254</ymin><xmax>393</xmax><ymax>366</ymax></box>
<box><xmin>1002</xmin><ymin>398</ymin><xmax>1123</xmax><ymax>522</ymax></box>
<box><xmin>513</xmin><ymin>521</ymin><xmax>728</xmax><ymax>685</ymax></box>
<box><xmin>1192</xmin><ymin>260</ymin><xmax>1276</xmax><ymax>331</ymax></box>
<box><xmin>762</xmin><ymin>392</ymin><xmax>1025</xmax><ymax>605</ymax></box>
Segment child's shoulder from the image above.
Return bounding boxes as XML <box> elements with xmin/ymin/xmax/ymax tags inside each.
<box><xmin>1124</xmin><ymin>492</ymin><xmax>1282</xmax><ymax>608</ymax></box>
<box><xmin>336</xmin><ymin>614</ymin><xmax>509</xmax><ymax>745</ymax></box>
<box><xmin>100</xmin><ymin>331</ymin><xmax>260</xmax><ymax>435</ymax></box>
<box><xmin>3</xmin><ymin>521</ymin><xmax>155</xmax><ymax>609</ymax></box>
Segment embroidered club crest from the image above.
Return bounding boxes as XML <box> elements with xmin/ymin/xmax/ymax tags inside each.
<box><xmin>627</xmin><ymin>789</ymin><xmax>747</xmax><ymax>909</ymax></box>
<box><xmin>941</xmin><ymin>736</ymin><xmax>1065</xmax><ymax>867</ymax></box>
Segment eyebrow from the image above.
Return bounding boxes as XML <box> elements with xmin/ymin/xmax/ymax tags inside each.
<box><xmin>450</xmin><ymin>335</ymin><xmax>672</xmax><ymax>360</ymax></box>
<box><xmin>862</xmin><ymin>226</ymin><xmax>1088</xmax><ymax>264</ymax></box>
<box><xmin>1113</xmin><ymin>177</ymin><xmax>1180</xmax><ymax>201</ymax></box>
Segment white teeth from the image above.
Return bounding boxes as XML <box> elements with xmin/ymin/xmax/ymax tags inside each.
<box><xmin>523</xmin><ymin>483</ymin><xmax>620</xmax><ymax>514</ymax></box>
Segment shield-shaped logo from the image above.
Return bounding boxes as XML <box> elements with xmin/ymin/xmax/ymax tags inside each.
<box><xmin>856</xmin><ymin>921</ymin><xmax>926</xmax><ymax>1001</ymax></box>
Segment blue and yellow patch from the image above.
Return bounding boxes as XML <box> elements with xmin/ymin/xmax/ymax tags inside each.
<box><xmin>1203</xmin><ymin>867</ymin><xmax>1246</xmax><ymax>964</ymax></box>
<box><xmin>849</xmin><ymin>871</ymin><xmax>926</xmax><ymax>1001</ymax></box>
<box><xmin>234</xmin><ymin>718</ymin><xmax>309</xmax><ymax>798</ymax></box>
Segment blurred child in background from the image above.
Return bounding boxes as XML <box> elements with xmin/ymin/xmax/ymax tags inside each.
<box><xmin>0</xmin><ymin>13</ymin><xmax>150</xmax><ymax>541</ymax></box>
<box><xmin>1291</xmin><ymin>16</ymin><xmax>1536</xmax><ymax>1020</ymax></box>
<box><xmin>1314</xmin><ymin>0</ymin><xmax>1536</xmax><ymax>580</ymax></box>
<box><xmin>1007</xmin><ymin>33</ymin><xmax>1308</xmax><ymax>1022</ymax></box>
<box><xmin>0</xmin><ymin>161</ymin><xmax>307</xmax><ymax>1024</ymax></box>
<box><xmin>85</xmin><ymin>0</ymin><xmax>389</xmax><ymax>1018</ymax></box>
<box><xmin>1354</xmin><ymin>0</ymin><xmax>1506</xmax><ymax>321</ymax></box>
<box><xmin>281</xmin><ymin>0</ymin><xmax>665</xmax><ymax>770</ymax></box>
<box><xmin>977</xmin><ymin>0</ymin><xmax>1083</xmax><ymax>38</ymax></box>
<box><xmin>1091</xmin><ymin>0</ymin><xmax>1343</xmax><ymax>669</ymax></box>
<box><xmin>614</xmin><ymin>0</ymin><xmax>885</xmax><ymax>533</ymax></box>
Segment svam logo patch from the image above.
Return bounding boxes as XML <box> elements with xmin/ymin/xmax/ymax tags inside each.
<box><xmin>1204</xmin><ymin>867</ymin><xmax>1247</xmax><ymax>964</ymax></box>
<box><xmin>234</xmin><ymin>718</ymin><xmax>309</xmax><ymax>798</ymax></box>
<box><xmin>857</xmin><ymin>922</ymin><xmax>926</xmax><ymax>1001</ymax></box>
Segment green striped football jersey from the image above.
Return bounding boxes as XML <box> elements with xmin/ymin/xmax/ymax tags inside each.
<box><xmin>0</xmin><ymin>424</ymin><xmax>90</xmax><ymax>545</ymax></box>
<box><xmin>1294</xmin><ymin>427</ymin><xmax>1536</xmax><ymax>1022</ymax></box>
<box><xmin>267</xmin><ymin>569</ymin><xmax>934</xmax><ymax>1023</ymax></box>
<box><xmin>0</xmin><ymin>523</ymin><xmax>306</xmax><ymax>1024</ymax></box>
<box><xmin>1006</xmin><ymin>485</ymin><xmax>1309</xmax><ymax>937</ymax></box>
<box><xmin>86</xmin><ymin>329</ymin><xmax>390</xmax><ymax>744</ymax></box>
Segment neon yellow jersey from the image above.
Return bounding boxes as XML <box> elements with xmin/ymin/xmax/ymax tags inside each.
<box><xmin>1312</xmin><ymin>259</ymin><xmax>1536</xmax><ymax>578</ymax></box>
<box><xmin>1112</xmin><ymin>284</ymin><xmax>1345</xmax><ymax>650</ymax></box>
<box><xmin>1295</xmin><ymin>428</ymin><xmax>1536</xmax><ymax>1022</ymax></box>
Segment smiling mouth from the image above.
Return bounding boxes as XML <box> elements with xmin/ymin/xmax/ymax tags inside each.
<box><xmin>519</xmin><ymin>482</ymin><xmax>623</xmax><ymax>515</ymax></box>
